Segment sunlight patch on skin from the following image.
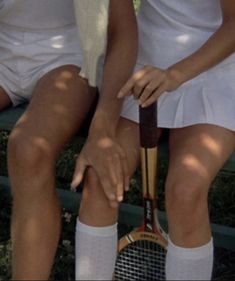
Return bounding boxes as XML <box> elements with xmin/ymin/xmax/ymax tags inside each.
<box><xmin>182</xmin><ymin>155</ymin><xmax>208</xmax><ymax>177</ymax></box>
<box><xmin>182</xmin><ymin>134</ymin><xmax>222</xmax><ymax>177</ymax></box>
<box><xmin>133</xmin><ymin>68</ymin><xmax>148</xmax><ymax>80</ymax></box>
<box><xmin>54</xmin><ymin>81</ymin><xmax>68</xmax><ymax>91</ymax></box>
<box><xmin>55</xmin><ymin>71</ymin><xmax>73</xmax><ymax>90</ymax></box>
<box><xmin>98</xmin><ymin>137</ymin><xmax>114</xmax><ymax>148</ymax></box>
<box><xmin>202</xmin><ymin>134</ymin><xmax>222</xmax><ymax>156</ymax></box>
<box><xmin>33</xmin><ymin>137</ymin><xmax>52</xmax><ymax>152</ymax></box>
<box><xmin>13</xmin><ymin>125</ymin><xmax>50</xmax><ymax>148</ymax></box>
<box><xmin>59</xmin><ymin>71</ymin><xmax>73</xmax><ymax>79</ymax></box>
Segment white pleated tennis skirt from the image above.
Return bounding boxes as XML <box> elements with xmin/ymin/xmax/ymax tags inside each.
<box><xmin>120</xmin><ymin>60</ymin><xmax>235</xmax><ymax>132</ymax></box>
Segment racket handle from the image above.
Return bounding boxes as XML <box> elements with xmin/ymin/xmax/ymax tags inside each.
<box><xmin>139</xmin><ymin>103</ymin><xmax>157</xmax><ymax>148</ymax></box>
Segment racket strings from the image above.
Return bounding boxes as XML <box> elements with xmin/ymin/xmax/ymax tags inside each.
<box><xmin>114</xmin><ymin>240</ymin><xmax>166</xmax><ymax>280</ymax></box>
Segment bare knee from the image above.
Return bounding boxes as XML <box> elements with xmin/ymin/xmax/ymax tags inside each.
<box><xmin>166</xmin><ymin>179</ymin><xmax>209</xmax><ymax>227</ymax></box>
<box><xmin>165</xmin><ymin>178</ymin><xmax>212</xmax><ymax>245</ymax></box>
<box><xmin>168</xmin><ymin>179</ymin><xmax>204</xmax><ymax>203</ymax></box>
<box><xmin>8</xmin><ymin>128</ymin><xmax>56</xmax><ymax>195</ymax></box>
<box><xmin>8</xmin><ymin>128</ymin><xmax>54</xmax><ymax>168</ymax></box>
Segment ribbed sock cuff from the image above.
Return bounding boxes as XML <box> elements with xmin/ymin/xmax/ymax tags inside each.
<box><xmin>167</xmin><ymin>237</ymin><xmax>214</xmax><ymax>260</ymax></box>
<box><xmin>76</xmin><ymin>218</ymin><xmax>117</xmax><ymax>237</ymax></box>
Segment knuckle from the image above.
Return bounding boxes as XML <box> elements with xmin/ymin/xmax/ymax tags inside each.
<box><xmin>136</xmin><ymin>79</ymin><xmax>146</xmax><ymax>88</ymax></box>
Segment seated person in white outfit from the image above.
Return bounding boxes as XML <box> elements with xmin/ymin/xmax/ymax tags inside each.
<box><xmin>116</xmin><ymin>0</ymin><xmax>235</xmax><ymax>280</ymax></box>
<box><xmin>73</xmin><ymin>0</ymin><xmax>235</xmax><ymax>280</ymax></box>
<box><xmin>5</xmin><ymin>0</ymin><xmax>138</xmax><ymax>280</ymax></box>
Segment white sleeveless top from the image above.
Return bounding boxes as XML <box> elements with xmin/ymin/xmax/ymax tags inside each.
<box><xmin>121</xmin><ymin>0</ymin><xmax>235</xmax><ymax>131</ymax></box>
<box><xmin>137</xmin><ymin>0</ymin><xmax>235</xmax><ymax>68</ymax></box>
<box><xmin>127</xmin><ymin>0</ymin><xmax>235</xmax><ymax>131</ymax></box>
<box><xmin>0</xmin><ymin>0</ymin><xmax>76</xmax><ymax>29</ymax></box>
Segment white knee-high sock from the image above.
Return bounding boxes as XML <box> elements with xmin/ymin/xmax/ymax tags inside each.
<box><xmin>75</xmin><ymin>219</ymin><xmax>117</xmax><ymax>280</ymax></box>
<box><xmin>165</xmin><ymin>237</ymin><xmax>214</xmax><ymax>280</ymax></box>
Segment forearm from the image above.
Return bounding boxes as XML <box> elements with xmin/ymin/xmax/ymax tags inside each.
<box><xmin>89</xmin><ymin>0</ymin><xmax>138</xmax><ymax>137</ymax></box>
<box><xmin>168</xmin><ymin>20</ymin><xmax>235</xmax><ymax>85</ymax></box>
<box><xmin>91</xmin><ymin>36</ymin><xmax>137</xmax><ymax>135</ymax></box>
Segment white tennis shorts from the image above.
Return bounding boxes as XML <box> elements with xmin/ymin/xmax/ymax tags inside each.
<box><xmin>0</xmin><ymin>22</ymin><xmax>83</xmax><ymax>106</ymax></box>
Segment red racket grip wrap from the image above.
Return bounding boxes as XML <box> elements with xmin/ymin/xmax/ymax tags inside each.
<box><xmin>139</xmin><ymin>103</ymin><xmax>157</xmax><ymax>148</ymax></box>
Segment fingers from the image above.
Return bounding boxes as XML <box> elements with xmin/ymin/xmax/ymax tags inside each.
<box><xmin>99</xmin><ymin>150</ymin><xmax>129</xmax><ymax>208</ymax></box>
<box><xmin>72</xmin><ymin>138</ymin><xmax>130</xmax><ymax>209</ymax></box>
<box><xmin>99</xmin><ymin>174</ymin><xmax>117</xmax><ymax>203</ymax></box>
<box><xmin>114</xmin><ymin>154</ymin><xmax>126</xmax><ymax>202</ymax></box>
<box><xmin>138</xmin><ymin>80</ymin><xmax>162</xmax><ymax>105</ymax></box>
<box><xmin>133</xmin><ymin>77</ymin><xmax>151</xmax><ymax>100</ymax></box>
<box><xmin>70</xmin><ymin>156</ymin><xmax>87</xmax><ymax>191</ymax></box>
<box><xmin>117</xmin><ymin>66</ymin><xmax>152</xmax><ymax>98</ymax></box>
<box><xmin>140</xmin><ymin>83</ymin><xmax>167</xmax><ymax>107</ymax></box>
<box><xmin>117</xmin><ymin>65</ymin><xmax>168</xmax><ymax>106</ymax></box>
<box><xmin>92</xmin><ymin>165</ymin><xmax>121</xmax><ymax>209</ymax></box>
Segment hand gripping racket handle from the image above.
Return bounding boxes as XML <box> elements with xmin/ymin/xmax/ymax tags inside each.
<box><xmin>139</xmin><ymin>103</ymin><xmax>157</xmax><ymax>149</ymax></box>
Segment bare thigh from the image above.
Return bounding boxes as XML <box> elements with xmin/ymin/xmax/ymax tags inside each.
<box><xmin>167</xmin><ymin>124</ymin><xmax>235</xmax><ymax>188</ymax></box>
<box><xmin>0</xmin><ymin>86</ymin><xmax>12</xmax><ymax>111</ymax></box>
<box><xmin>11</xmin><ymin>65</ymin><xmax>97</xmax><ymax>158</ymax></box>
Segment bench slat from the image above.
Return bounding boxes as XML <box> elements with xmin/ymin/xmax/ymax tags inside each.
<box><xmin>0</xmin><ymin>104</ymin><xmax>27</xmax><ymax>131</ymax></box>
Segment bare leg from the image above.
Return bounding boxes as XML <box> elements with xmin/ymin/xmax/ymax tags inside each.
<box><xmin>166</xmin><ymin>124</ymin><xmax>235</xmax><ymax>247</ymax></box>
<box><xmin>164</xmin><ymin>125</ymin><xmax>235</xmax><ymax>280</ymax></box>
<box><xmin>79</xmin><ymin>117</ymin><xmax>140</xmax><ymax>226</ymax></box>
<box><xmin>75</xmin><ymin>117</ymin><xmax>140</xmax><ymax>280</ymax></box>
<box><xmin>8</xmin><ymin>65</ymin><xmax>96</xmax><ymax>280</ymax></box>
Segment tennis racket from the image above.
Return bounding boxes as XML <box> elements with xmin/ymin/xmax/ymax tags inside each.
<box><xmin>114</xmin><ymin>103</ymin><xmax>168</xmax><ymax>280</ymax></box>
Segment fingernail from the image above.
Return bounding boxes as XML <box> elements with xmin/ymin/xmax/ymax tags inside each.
<box><xmin>117</xmin><ymin>195</ymin><xmax>123</xmax><ymax>202</ymax></box>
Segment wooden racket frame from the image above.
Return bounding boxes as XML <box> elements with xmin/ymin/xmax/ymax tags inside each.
<box><xmin>117</xmin><ymin>103</ymin><xmax>168</xmax><ymax>252</ymax></box>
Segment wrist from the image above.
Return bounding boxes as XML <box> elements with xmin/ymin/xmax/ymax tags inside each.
<box><xmin>88</xmin><ymin>115</ymin><xmax>116</xmax><ymax>138</ymax></box>
<box><xmin>167</xmin><ymin>66</ymin><xmax>185</xmax><ymax>88</ymax></box>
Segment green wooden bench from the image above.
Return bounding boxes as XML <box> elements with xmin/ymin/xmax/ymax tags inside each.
<box><xmin>0</xmin><ymin>104</ymin><xmax>235</xmax><ymax>251</ymax></box>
